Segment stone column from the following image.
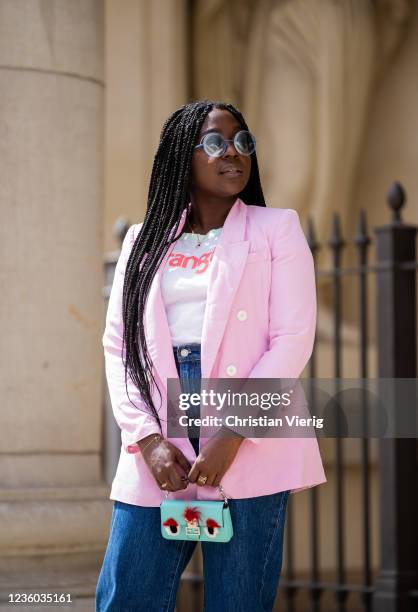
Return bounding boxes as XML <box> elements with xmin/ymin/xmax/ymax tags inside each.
<box><xmin>0</xmin><ymin>1</ymin><xmax>107</xmax><ymax>608</ymax></box>
<box><xmin>104</xmin><ymin>0</ymin><xmax>189</xmax><ymax>250</ymax></box>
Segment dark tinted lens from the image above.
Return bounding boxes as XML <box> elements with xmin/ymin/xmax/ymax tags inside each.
<box><xmin>235</xmin><ymin>131</ymin><xmax>256</xmax><ymax>155</ymax></box>
<box><xmin>203</xmin><ymin>133</ymin><xmax>225</xmax><ymax>157</ymax></box>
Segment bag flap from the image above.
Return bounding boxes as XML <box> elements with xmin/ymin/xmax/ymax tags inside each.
<box><xmin>161</xmin><ymin>499</ymin><xmax>226</xmax><ymax>528</ymax></box>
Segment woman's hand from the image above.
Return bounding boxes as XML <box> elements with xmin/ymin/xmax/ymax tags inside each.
<box><xmin>187</xmin><ymin>427</ymin><xmax>244</xmax><ymax>488</ymax></box>
<box><xmin>139</xmin><ymin>434</ymin><xmax>192</xmax><ymax>493</ymax></box>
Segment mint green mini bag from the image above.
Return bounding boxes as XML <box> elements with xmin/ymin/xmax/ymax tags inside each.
<box><xmin>160</xmin><ymin>484</ymin><xmax>233</xmax><ymax>543</ymax></box>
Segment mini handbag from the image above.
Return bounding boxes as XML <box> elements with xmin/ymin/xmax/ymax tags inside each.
<box><xmin>160</xmin><ymin>483</ymin><xmax>234</xmax><ymax>543</ymax></box>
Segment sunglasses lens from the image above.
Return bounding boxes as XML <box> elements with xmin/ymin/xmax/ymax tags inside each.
<box><xmin>199</xmin><ymin>130</ymin><xmax>256</xmax><ymax>157</ymax></box>
<box><xmin>235</xmin><ymin>131</ymin><xmax>256</xmax><ymax>155</ymax></box>
<box><xmin>203</xmin><ymin>133</ymin><xmax>225</xmax><ymax>157</ymax></box>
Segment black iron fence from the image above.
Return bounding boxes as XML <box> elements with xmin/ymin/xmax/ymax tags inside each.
<box><xmin>102</xmin><ymin>182</ymin><xmax>418</xmax><ymax>612</ymax></box>
<box><xmin>278</xmin><ymin>182</ymin><xmax>418</xmax><ymax>612</ymax></box>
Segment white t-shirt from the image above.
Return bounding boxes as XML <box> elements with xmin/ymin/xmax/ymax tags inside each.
<box><xmin>160</xmin><ymin>227</ymin><xmax>222</xmax><ymax>346</ymax></box>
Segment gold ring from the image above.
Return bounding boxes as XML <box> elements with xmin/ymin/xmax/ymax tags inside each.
<box><xmin>197</xmin><ymin>475</ymin><xmax>208</xmax><ymax>485</ymax></box>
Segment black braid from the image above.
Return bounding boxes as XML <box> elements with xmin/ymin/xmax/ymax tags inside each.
<box><xmin>121</xmin><ymin>99</ymin><xmax>266</xmax><ymax>435</ymax></box>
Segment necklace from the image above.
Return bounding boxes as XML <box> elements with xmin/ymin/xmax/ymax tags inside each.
<box><xmin>187</xmin><ymin>220</ymin><xmax>204</xmax><ymax>248</ymax></box>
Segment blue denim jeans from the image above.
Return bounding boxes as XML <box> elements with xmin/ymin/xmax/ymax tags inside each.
<box><xmin>96</xmin><ymin>342</ymin><xmax>290</xmax><ymax>612</ymax></box>
<box><xmin>173</xmin><ymin>342</ymin><xmax>202</xmax><ymax>455</ymax></box>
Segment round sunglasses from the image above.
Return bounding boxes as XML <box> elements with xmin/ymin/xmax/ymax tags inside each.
<box><xmin>194</xmin><ymin>130</ymin><xmax>256</xmax><ymax>158</ymax></box>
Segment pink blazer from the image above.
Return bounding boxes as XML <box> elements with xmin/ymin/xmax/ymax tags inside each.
<box><xmin>103</xmin><ymin>197</ymin><xmax>326</xmax><ymax>506</ymax></box>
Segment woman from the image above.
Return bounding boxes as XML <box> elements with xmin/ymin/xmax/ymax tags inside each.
<box><xmin>96</xmin><ymin>100</ymin><xmax>326</xmax><ymax>612</ymax></box>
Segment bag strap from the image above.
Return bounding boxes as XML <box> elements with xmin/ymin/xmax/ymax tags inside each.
<box><xmin>163</xmin><ymin>483</ymin><xmax>229</xmax><ymax>504</ymax></box>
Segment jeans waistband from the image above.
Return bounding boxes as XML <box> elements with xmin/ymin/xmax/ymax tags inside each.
<box><xmin>173</xmin><ymin>343</ymin><xmax>201</xmax><ymax>362</ymax></box>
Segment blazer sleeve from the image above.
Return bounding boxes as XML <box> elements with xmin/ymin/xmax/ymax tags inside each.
<box><xmin>102</xmin><ymin>223</ymin><xmax>161</xmax><ymax>452</ymax></box>
<box><xmin>231</xmin><ymin>209</ymin><xmax>317</xmax><ymax>444</ymax></box>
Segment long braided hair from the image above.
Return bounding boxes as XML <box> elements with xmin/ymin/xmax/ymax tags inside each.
<box><xmin>122</xmin><ymin>99</ymin><xmax>266</xmax><ymax>435</ymax></box>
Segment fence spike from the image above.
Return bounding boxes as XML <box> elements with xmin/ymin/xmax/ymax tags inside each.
<box><xmin>327</xmin><ymin>212</ymin><xmax>345</xmax><ymax>250</ymax></box>
<box><xmin>386</xmin><ymin>181</ymin><xmax>406</xmax><ymax>223</ymax></box>
<box><xmin>354</xmin><ymin>209</ymin><xmax>371</xmax><ymax>249</ymax></box>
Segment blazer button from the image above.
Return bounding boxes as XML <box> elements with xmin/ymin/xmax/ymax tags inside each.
<box><xmin>237</xmin><ymin>309</ymin><xmax>247</xmax><ymax>321</ymax></box>
<box><xmin>226</xmin><ymin>364</ymin><xmax>237</xmax><ymax>376</ymax></box>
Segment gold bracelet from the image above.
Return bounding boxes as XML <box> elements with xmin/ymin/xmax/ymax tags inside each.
<box><xmin>140</xmin><ymin>434</ymin><xmax>162</xmax><ymax>453</ymax></box>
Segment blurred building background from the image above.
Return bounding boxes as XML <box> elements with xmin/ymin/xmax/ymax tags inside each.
<box><xmin>0</xmin><ymin>1</ymin><xmax>417</xmax><ymax>610</ymax></box>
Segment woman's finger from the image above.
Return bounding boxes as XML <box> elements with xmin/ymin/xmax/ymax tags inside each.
<box><xmin>156</xmin><ymin>477</ymin><xmax>172</xmax><ymax>492</ymax></box>
<box><xmin>196</xmin><ymin>469</ymin><xmax>216</xmax><ymax>487</ymax></box>
<box><xmin>171</xmin><ymin>462</ymin><xmax>189</xmax><ymax>490</ymax></box>
<box><xmin>156</xmin><ymin>467</ymin><xmax>177</xmax><ymax>492</ymax></box>
<box><xmin>205</xmin><ymin>472</ymin><xmax>218</xmax><ymax>487</ymax></box>
<box><xmin>174</xmin><ymin>448</ymin><xmax>192</xmax><ymax>473</ymax></box>
<box><xmin>187</xmin><ymin>461</ymin><xmax>199</xmax><ymax>483</ymax></box>
<box><xmin>212</xmin><ymin>474</ymin><xmax>221</xmax><ymax>488</ymax></box>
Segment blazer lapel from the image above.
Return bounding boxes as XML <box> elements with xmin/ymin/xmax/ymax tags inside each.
<box><xmin>144</xmin><ymin>197</ymin><xmax>249</xmax><ymax>391</ymax></box>
<box><xmin>200</xmin><ymin>199</ymin><xmax>249</xmax><ymax>378</ymax></box>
